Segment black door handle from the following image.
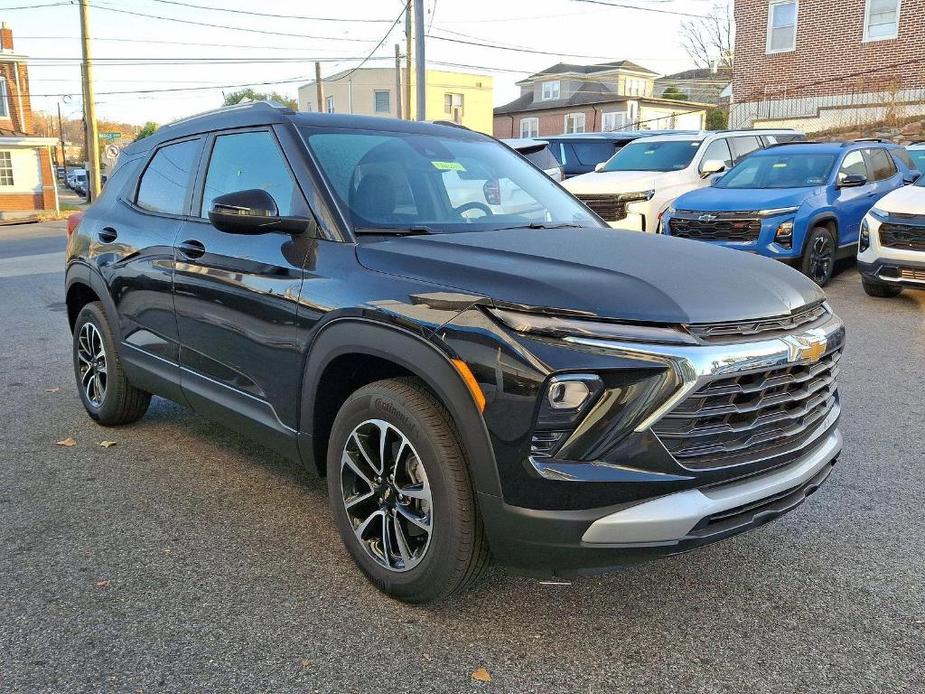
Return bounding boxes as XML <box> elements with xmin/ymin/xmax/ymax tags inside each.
<box><xmin>98</xmin><ymin>226</ymin><xmax>118</xmax><ymax>243</ymax></box>
<box><xmin>177</xmin><ymin>239</ymin><xmax>206</xmax><ymax>259</ymax></box>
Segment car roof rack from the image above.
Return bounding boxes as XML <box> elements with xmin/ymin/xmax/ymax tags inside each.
<box><xmin>162</xmin><ymin>100</ymin><xmax>293</xmax><ymax>129</ymax></box>
<box><xmin>711</xmin><ymin>127</ymin><xmax>800</xmax><ymax>133</ymax></box>
<box><xmin>431</xmin><ymin>120</ymin><xmax>471</xmax><ymax>131</ymax></box>
<box><xmin>764</xmin><ymin>140</ymin><xmax>822</xmax><ymax>148</ymax></box>
<box><xmin>848</xmin><ymin>137</ymin><xmax>887</xmax><ymax>145</ymax></box>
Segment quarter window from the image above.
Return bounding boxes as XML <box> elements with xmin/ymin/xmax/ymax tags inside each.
<box><xmin>864</xmin><ymin>0</ymin><xmax>900</xmax><ymax>41</ymax></box>
<box><xmin>519</xmin><ymin>117</ymin><xmax>539</xmax><ymax>138</ymax></box>
<box><xmin>374</xmin><ymin>90</ymin><xmax>390</xmax><ymax>113</ymax></box>
<box><xmin>767</xmin><ymin>1</ymin><xmax>798</xmax><ymax>53</ymax></box>
<box><xmin>865</xmin><ymin>148</ymin><xmax>897</xmax><ymax>181</ymax></box>
<box><xmin>135</xmin><ymin>138</ymin><xmax>201</xmax><ymax>215</ymax></box>
<box><xmin>700</xmin><ymin>138</ymin><xmax>733</xmax><ymax>172</ymax></box>
<box><xmin>541</xmin><ymin>81</ymin><xmax>560</xmax><ymax>101</ymax></box>
<box><xmin>0</xmin><ymin>151</ymin><xmax>12</xmax><ymax>186</ymax></box>
<box><xmin>564</xmin><ymin>113</ymin><xmax>585</xmax><ymax>134</ymax></box>
<box><xmin>200</xmin><ymin>131</ymin><xmax>297</xmax><ymax>218</ymax></box>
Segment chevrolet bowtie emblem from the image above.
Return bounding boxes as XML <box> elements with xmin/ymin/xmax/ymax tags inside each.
<box><xmin>783</xmin><ymin>331</ymin><xmax>828</xmax><ymax>363</ymax></box>
<box><xmin>698</xmin><ymin>214</ymin><xmax>718</xmax><ymax>222</ymax></box>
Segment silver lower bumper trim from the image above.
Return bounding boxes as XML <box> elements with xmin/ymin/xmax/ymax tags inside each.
<box><xmin>581</xmin><ymin>428</ymin><xmax>842</xmax><ymax>546</ymax></box>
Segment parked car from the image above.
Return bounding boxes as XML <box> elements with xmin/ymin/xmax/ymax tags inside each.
<box><xmin>906</xmin><ymin>140</ymin><xmax>925</xmax><ymax>171</ymax></box>
<box><xmin>72</xmin><ymin>173</ymin><xmax>88</xmax><ymax>197</ymax></box>
<box><xmin>65</xmin><ymin>103</ymin><xmax>845</xmax><ymax>603</ymax></box>
<box><xmin>67</xmin><ymin>168</ymin><xmax>87</xmax><ymax>191</ymax></box>
<box><xmin>857</xmin><ymin>172</ymin><xmax>925</xmax><ymax>297</ymax></box>
<box><xmin>501</xmin><ymin>138</ymin><xmax>562</xmax><ymax>181</ymax></box>
<box><xmin>563</xmin><ymin>129</ymin><xmax>805</xmax><ymax>232</ymax></box>
<box><xmin>543</xmin><ymin>131</ymin><xmax>694</xmax><ymax>179</ymax></box>
<box><xmin>661</xmin><ymin>140</ymin><xmax>920</xmax><ymax>286</ymax></box>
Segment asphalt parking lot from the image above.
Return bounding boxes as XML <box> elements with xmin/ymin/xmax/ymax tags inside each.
<box><xmin>2</xmin><ymin>221</ymin><xmax>923</xmax><ymax>693</ymax></box>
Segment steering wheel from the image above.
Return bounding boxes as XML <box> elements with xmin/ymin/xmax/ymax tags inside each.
<box><xmin>454</xmin><ymin>201</ymin><xmax>494</xmax><ymax>219</ymax></box>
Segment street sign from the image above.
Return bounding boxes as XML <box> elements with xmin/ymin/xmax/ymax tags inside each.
<box><xmin>100</xmin><ymin>132</ymin><xmax>122</xmax><ymax>141</ymax></box>
<box><xmin>104</xmin><ymin>144</ymin><xmax>121</xmax><ymax>160</ymax></box>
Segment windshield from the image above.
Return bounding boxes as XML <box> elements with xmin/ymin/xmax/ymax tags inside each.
<box><xmin>301</xmin><ymin>127</ymin><xmax>601</xmax><ymax>233</ymax></box>
<box><xmin>717</xmin><ymin>152</ymin><xmax>836</xmax><ymax>189</ymax></box>
<box><xmin>909</xmin><ymin>149</ymin><xmax>925</xmax><ymax>178</ymax></box>
<box><xmin>600</xmin><ymin>139</ymin><xmax>700</xmax><ymax>172</ymax></box>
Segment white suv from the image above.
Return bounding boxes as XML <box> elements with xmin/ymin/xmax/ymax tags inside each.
<box><xmin>562</xmin><ymin>130</ymin><xmax>803</xmax><ymax>232</ymax></box>
<box><xmin>857</xmin><ymin>174</ymin><xmax>925</xmax><ymax>297</ymax></box>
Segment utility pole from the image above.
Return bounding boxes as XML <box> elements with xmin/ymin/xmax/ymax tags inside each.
<box><xmin>314</xmin><ymin>61</ymin><xmax>324</xmax><ymax>112</ymax></box>
<box><xmin>78</xmin><ymin>0</ymin><xmax>101</xmax><ymax>200</ymax></box>
<box><xmin>394</xmin><ymin>43</ymin><xmax>403</xmax><ymax>119</ymax></box>
<box><xmin>413</xmin><ymin>0</ymin><xmax>425</xmax><ymax>121</ymax></box>
<box><xmin>404</xmin><ymin>1</ymin><xmax>412</xmax><ymax>120</ymax></box>
<box><xmin>56</xmin><ymin>102</ymin><xmax>67</xmax><ymax>182</ymax></box>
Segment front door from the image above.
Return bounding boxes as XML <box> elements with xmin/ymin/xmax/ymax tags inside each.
<box><xmin>834</xmin><ymin>149</ymin><xmax>877</xmax><ymax>243</ymax></box>
<box><xmin>172</xmin><ymin>128</ymin><xmax>316</xmax><ymax>454</ymax></box>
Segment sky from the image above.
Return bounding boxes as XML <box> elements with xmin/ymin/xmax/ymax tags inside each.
<box><xmin>2</xmin><ymin>0</ymin><xmax>726</xmax><ymax>125</ymax></box>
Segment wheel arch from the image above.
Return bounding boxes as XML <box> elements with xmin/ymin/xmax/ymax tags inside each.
<box><xmin>804</xmin><ymin>213</ymin><xmax>839</xmax><ymax>250</ymax></box>
<box><xmin>299</xmin><ymin>318</ymin><xmax>501</xmax><ymax>498</ymax></box>
<box><xmin>65</xmin><ymin>262</ymin><xmax>117</xmax><ymax>333</ymax></box>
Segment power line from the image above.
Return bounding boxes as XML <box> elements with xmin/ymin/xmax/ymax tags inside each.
<box><xmin>570</xmin><ymin>0</ymin><xmax>715</xmax><ymax>19</ymax></box>
<box><xmin>0</xmin><ymin>2</ymin><xmax>71</xmax><ymax>9</ymax></box>
<box><xmin>428</xmin><ymin>32</ymin><xmax>616</xmax><ymax>60</ymax></box>
<box><xmin>326</xmin><ymin>7</ymin><xmax>406</xmax><ymax>82</ymax></box>
<box><xmin>15</xmin><ymin>34</ymin><xmax>364</xmax><ymax>53</ymax></box>
<box><xmin>144</xmin><ymin>0</ymin><xmax>395</xmax><ymax>22</ymax></box>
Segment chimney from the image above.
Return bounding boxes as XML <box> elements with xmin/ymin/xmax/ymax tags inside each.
<box><xmin>0</xmin><ymin>22</ymin><xmax>13</xmax><ymax>51</ymax></box>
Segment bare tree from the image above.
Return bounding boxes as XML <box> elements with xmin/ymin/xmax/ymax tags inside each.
<box><xmin>679</xmin><ymin>1</ymin><xmax>734</xmax><ymax>70</ymax></box>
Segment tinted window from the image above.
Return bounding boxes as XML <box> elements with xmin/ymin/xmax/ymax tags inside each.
<box><xmin>908</xmin><ymin>148</ymin><xmax>925</xmax><ymax>172</ymax></box>
<box><xmin>728</xmin><ymin>136</ymin><xmax>762</xmax><ymax>162</ymax></box>
<box><xmin>136</xmin><ymin>139</ymin><xmax>200</xmax><ymax>215</ymax></box>
<box><xmin>891</xmin><ymin>147</ymin><xmax>916</xmax><ymax>170</ymax></box>
<box><xmin>521</xmin><ymin>146</ymin><xmax>559</xmax><ymax>171</ymax></box>
<box><xmin>838</xmin><ymin>150</ymin><xmax>868</xmax><ymax>182</ymax></box>
<box><xmin>200</xmin><ymin>131</ymin><xmax>296</xmax><ymax>217</ymax></box>
<box><xmin>570</xmin><ymin>142</ymin><xmax>616</xmax><ymax>166</ymax></box>
<box><xmin>602</xmin><ymin>139</ymin><xmax>701</xmax><ymax>172</ymax></box>
<box><xmin>700</xmin><ymin>138</ymin><xmax>733</xmax><ymax>171</ymax></box>
<box><xmin>866</xmin><ymin>148</ymin><xmax>897</xmax><ymax>181</ymax></box>
<box><xmin>717</xmin><ymin>153</ymin><xmax>836</xmax><ymax>189</ymax></box>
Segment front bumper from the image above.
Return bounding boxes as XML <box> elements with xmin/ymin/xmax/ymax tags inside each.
<box><xmin>662</xmin><ymin>211</ymin><xmax>802</xmax><ymax>259</ymax></box>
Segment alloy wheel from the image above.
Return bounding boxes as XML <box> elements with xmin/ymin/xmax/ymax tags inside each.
<box><xmin>340</xmin><ymin>419</ymin><xmax>433</xmax><ymax>572</ymax></box>
<box><xmin>77</xmin><ymin>322</ymin><xmax>107</xmax><ymax>407</ymax></box>
<box><xmin>809</xmin><ymin>235</ymin><xmax>833</xmax><ymax>284</ymax></box>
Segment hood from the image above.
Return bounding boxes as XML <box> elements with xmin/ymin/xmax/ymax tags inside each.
<box><xmin>875</xmin><ymin>183</ymin><xmax>925</xmax><ymax>215</ymax></box>
<box><xmin>673</xmin><ymin>186</ymin><xmax>816</xmax><ymax>212</ymax></box>
<box><xmin>356</xmin><ymin>228</ymin><xmax>825</xmax><ymax>325</ymax></box>
<box><xmin>563</xmin><ymin>170</ymin><xmax>662</xmax><ymax>194</ymax></box>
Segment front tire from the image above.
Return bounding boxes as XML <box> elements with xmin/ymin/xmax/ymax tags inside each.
<box><xmin>862</xmin><ymin>278</ymin><xmax>903</xmax><ymax>298</ymax></box>
<box><xmin>73</xmin><ymin>302</ymin><xmax>151</xmax><ymax>425</ymax></box>
<box><xmin>800</xmin><ymin>227</ymin><xmax>836</xmax><ymax>286</ymax></box>
<box><xmin>326</xmin><ymin>378</ymin><xmax>490</xmax><ymax>603</ymax></box>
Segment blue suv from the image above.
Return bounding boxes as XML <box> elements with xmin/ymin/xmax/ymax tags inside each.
<box><xmin>661</xmin><ymin>141</ymin><xmax>920</xmax><ymax>285</ymax></box>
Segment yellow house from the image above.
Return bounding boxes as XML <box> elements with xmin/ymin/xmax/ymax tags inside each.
<box><xmin>298</xmin><ymin>68</ymin><xmax>494</xmax><ymax>135</ymax></box>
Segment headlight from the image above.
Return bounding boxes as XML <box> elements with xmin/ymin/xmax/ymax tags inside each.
<box><xmin>758</xmin><ymin>206</ymin><xmax>800</xmax><ymax>217</ymax></box>
<box><xmin>619</xmin><ymin>190</ymin><xmax>655</xmax><ymax>203</ymax></box>
<box><xmin>859</xmin><ymin>217</ymin><xmax>871</xmax><ymax>252</ymax></box>
<box><xmin>774</xmin><ymin>220</ymin><xmax>794</xmax><ymax>248</ymax></box>
<box><xmin>487</xmin><ymin>307</ymin><xmax>698</xmax><ymax>345</ymax></box>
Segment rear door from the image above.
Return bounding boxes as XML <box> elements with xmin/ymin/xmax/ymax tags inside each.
<box><xmin>172</xmin><ymin>126</ymin><xmax>315</xmax><ymax>453</ymax></box>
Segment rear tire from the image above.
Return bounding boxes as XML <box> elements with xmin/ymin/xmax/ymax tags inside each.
<box><xmin>862</xmin><ymin>278</ymin><xmax>903</xmax><ymax>298</ymax></box>
<box><xmin>73</xmin><ymin>302</ymin><xmax>151</xmax><ymax>425</ymax></box>
<box><xmin>800</xmin><ymin>227</ymin><xmax>836</xmax><ymax>286</ymax></box>
<box><xmin>326</xmin><ymin>377</ymin><xmax>491</xmax><ymax>603</ymax></box>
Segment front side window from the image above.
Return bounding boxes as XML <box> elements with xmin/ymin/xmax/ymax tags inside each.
<box><xmin>325</xmin><ymin>96</ymin><xmax>335</xmax><ymax>113</ymax></box>
<box><xmin>838</xmin><ymin>150</ymin><xmax>869</xmax><ymax>183</ymax></box>
<box><xmin>602</xmin><ymin>139</ymin><xmax>701</xmax><ymax>172</ymax></box>
<box><xmin>717</xmin><ymin>152</ymin><xmax>836</xmax><ymax>189</ymax></box>
<box><xmin>767</xmin><ymin>1</ymin><xmax>798</xmax><ymax>53</ymax></box>
<box><xmin>541</xmin><ymin>81</ymin><xmax>560</xmax><ymax>101</ymax></box>
<box><xmin>0</xmin><ymin>151</ymin><xmax>12</xmax><ymax>185</ymax></box>
<box><xmin>519</xmin><ymin>117</ymin><xmax>539</xmax><ymax>138</ymax></box>
<box><xmin>700</xmin><ymin>138</ymin><xmax>733</xmax><ymax>172</ymax></box>
<box><xmin>865</xmin><ymin>148</ymin><xmax>897</xmax><ymax>181</ymax></box>
<box><xmin>564</xmin><ymin>113</ymin><xmax>585</xmax><ymax>134</ymax></box>
<box><xmin>135</xmin><ymin>138</ymin><xmax>201</xmax><ymax>215</ymax></box>
<box><xmin>374</xmin><ymin>90</ymin><xmax>390</xmax><ymax>114</ymax></box>
<box><xmin>200</xmin><ymin>131</ymin><xmax>296</xmax><ymax>217</ymax></box>
<box><xmin>864</xmin><ymin>0</ymin><xmax>900</xmax><ymax>41</ymax></box>
<box><xmin>301</xmin><ymin>128</ymin><xmax>601</xmax><ymax>233</ymax></box>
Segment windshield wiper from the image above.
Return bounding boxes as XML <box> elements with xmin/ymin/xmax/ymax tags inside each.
<box><xmin>496</xmin><ymin>222</ymin><xmax>584</xmax><ymax>230</ymax></box>
<box><xmin>353</xmin><ymin>225</ymin><xmax>436</xmax><ymax>236</ymax></box>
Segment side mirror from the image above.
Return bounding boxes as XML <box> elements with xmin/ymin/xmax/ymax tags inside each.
<box><xmin>700</xmin><ymin>159</ymin><xmax>726</xmax><ymax>178</ymax></box>
<box><xmin>903</xmin><ymin>170</ymin><xmax>921</xmax><ymax>185</ymax></box>
<box><xmin>838</xmin><ymin>173</ymin><xmax>868</xmax><ymax>188</ymax></box>
<box><xmin>594</xmin><ymin>162</ymin><xmax>605</xmax><ymax>172</ymax></box>
<box><xmin>208</xmin><ymin>189</ymin><xmax>309</xmax><ymax>234</ymax></box>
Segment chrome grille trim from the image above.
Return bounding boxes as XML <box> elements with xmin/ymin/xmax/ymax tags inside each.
<box><xmin>879</xmin><ymin>221</ymin><xmax>925</xmax><ymax>252</ymax></box>
<box><xmin>688</xmin><ymin>303</ymin><xmax>829</xmax><ymax>342</ymax></box>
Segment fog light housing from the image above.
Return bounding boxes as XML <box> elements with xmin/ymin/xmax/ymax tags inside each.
<box><xmin>774</xmin><ymin>220</ymin><xmax>794</xmax><ymax>249</ymax></box>
<box><xmin>531</xmin><ymin>375</ymin><xmax>604</xmax><ymax>457</ymax></box>
<box><xmin>547</xmin><ymin>378</ymin><xmax>591</xmax><ymax>409</ymax></box>
<box><xmin>859</xmin><ymin>217</ymin><xmax>871</xmax><ymax>252</ymax></box>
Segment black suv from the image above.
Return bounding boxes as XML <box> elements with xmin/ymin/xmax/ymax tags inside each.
<box><xmin>65</xmin><ymin>103</ymin><xmax>845</xmax><ymax>603</ymax></box>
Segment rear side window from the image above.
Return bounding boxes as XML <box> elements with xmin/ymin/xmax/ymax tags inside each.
<box><xmin>865</xmin><ymin>148</ymin><xmax>897</xmax><ymax>181</ymax></box>
<box><xmin>200</xmin><ymin>130</ymin><xmax>298</xmax><ymax>217</ymax></box>
<box><xmin>135</xmin><ymin>139</ymin><xmax>201</xmax><ymax>215</ymax></box>
<box><xmin>522</xmin><ymin>146</ymin><xmax>559</xmax><ymax>171</ymax></box>
<box><xmin>570</xmin><ymin>142</ymin><xmax>616</xmax><ymax>166</ymax></box>
<box><xmin>729</xmin><ymin>136</ymin><xmax>762</xmax><ymax>162</ymax></box>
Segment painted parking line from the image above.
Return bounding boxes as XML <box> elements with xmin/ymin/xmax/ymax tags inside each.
<box><xmin>0</xmin><ymin>252</ymin><xmax>63</xmax><ymax>278</ymax></box>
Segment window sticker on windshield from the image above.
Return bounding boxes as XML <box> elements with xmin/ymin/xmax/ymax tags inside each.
<box><xmin>772</xmin><ymin>162</ymin><xmax>788</xmax><ymax>168</ymax></box>
<box><xmin>432</xmin><ymin>161</ymin><xmax>466</xmax><ymax>172</ymax></box>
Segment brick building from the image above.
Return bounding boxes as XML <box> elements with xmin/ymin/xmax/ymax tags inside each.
<box><xmin>0</xmin><ymin>21</ymin><xmax>58</xmax><ymax>218</ymax></box>
<box><xmin>731</xmin><ymin>0</ymin><xmax>924</xmax><ymax>132</ymax></box>
<box><xmin>493</xmin><ymin>61</ymin><xmax>708</xmax><ymax>139</ymax></box>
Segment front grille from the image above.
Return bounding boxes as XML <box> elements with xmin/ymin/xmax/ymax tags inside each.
<box><xmin>900</xmin><ymin>267</ymin><xmax>925</xmax><ymax>281</ymax></box>
<box><xmin>575</xmin><ymin>194</ymin><xmax>626</xmax><ymax>221</ymax></box>
<box><xmin>688</xmin><ymin>303</ymin><xmax>829</xmax><ymax>342</ymax></box>
<box><xmin>880</xmin><ymin>221</ymin><xmax>925</xmax><ymax>252</ymax></box>
<box><xmin>653</xmin><ymin>348</ymin><xmax>841</xmax><ymax>470</ymax></box>
<box><xmin>669</xmin><ymin>212</ymin><xmax>761</xmax><ymax>242</ymax></box>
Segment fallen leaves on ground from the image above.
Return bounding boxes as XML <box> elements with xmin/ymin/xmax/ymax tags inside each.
<box><xmin>56</xmin><ymin>437</ymin><xmax>77</xmax><ymax>447</ymax></box>
<box><xmin>300</xmin><ymin>659</ymin><xmax>311</xmax><ymax>670</ymax></box>
<box><xmin>95</xmin><ymin>580</ymin><xmax>110</xmax><ymax>588</ymax></box>
<box><xmin>98</xmin><ymin>440</ymin><xmax>117</xmax><ymax>449</ymax></box>
<box><xmin>45</xmin><ymin>387</ymin><xmax>61</xmax><ymax>393</ymax></box>
<box><xmin>471</xmin><ymin>667</ymin><xmax>492</xmax><ymax>683</ymax></box>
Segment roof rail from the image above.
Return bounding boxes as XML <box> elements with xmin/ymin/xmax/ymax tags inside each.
<box><xmin>163</xmin><ymin>100</ymin><xmax>293</xmax><ymax>129</ymax></box>
<box><xmin>849</xmin><ymin>137</ymin><xmax>887</xmax><ymax>145</ymax></box>
<box><xmin>711</xmin><ymin>127</ymin><xmax>800</xmax><ymax>133</ymax></box>
<box><xmin>764</xmin><ymin>140</ymin><xmax>823</xmax><ymax>148</ymax></box>
<box><xmin>909</xmin><ymin>140</ymin><xmax>925</xmax><ymax>145</ymax></box>
<box><xmin>431</xmin><ymin>120</ymin><xmax>471</xmax><ymax>131</ymax></box>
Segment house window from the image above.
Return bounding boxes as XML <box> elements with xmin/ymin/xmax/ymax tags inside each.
<box><xmin>325</xmin><ymin>95</ymin><xmax>335</xmax><ymax>113</ymax></box>
<box><xmin>444</xmin><ymin>93</ymin><xmax>464</xmax><ymax>121</ymax></box>
<box><xmin>602</xmin><ymin>112</ymin><xmax>627</xmax><ymax>132</ymax></box>
<box><xmin>520</xmin><ymin>117</ymin><xmax>539</xmax><ymax>138</ymax></box>
<box><xmin>564</xmin><ymin>113</ymin><xmax>585</xmax><ymax>134</ymax></box>
<box><xmin>864</xmin><ymin>0</ymin><xmax>900</xmax><ymax>41</ymax></box>
<box><xmin>374</xmin><ymin>90</ymin><xmax>390</xmax><ymax>113</ymax></box>
<box><xmin>541</xmin><ymin>81</ymin><xmax>560</xmax><ymax>101</ymax></box>
<box><xmin>0</xmin><ymin>151</ymin><xmax>12</xmax><ymax>186</ymax></box>
<box><xmin>0</xmin><ymin>78</ymin><xmax>8</xmax><ymax>118</ymax></box>
<box><xmin>766</xmin><ymin>1</ymin><xmax>798</xmax><ymax>53</ymax></box>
